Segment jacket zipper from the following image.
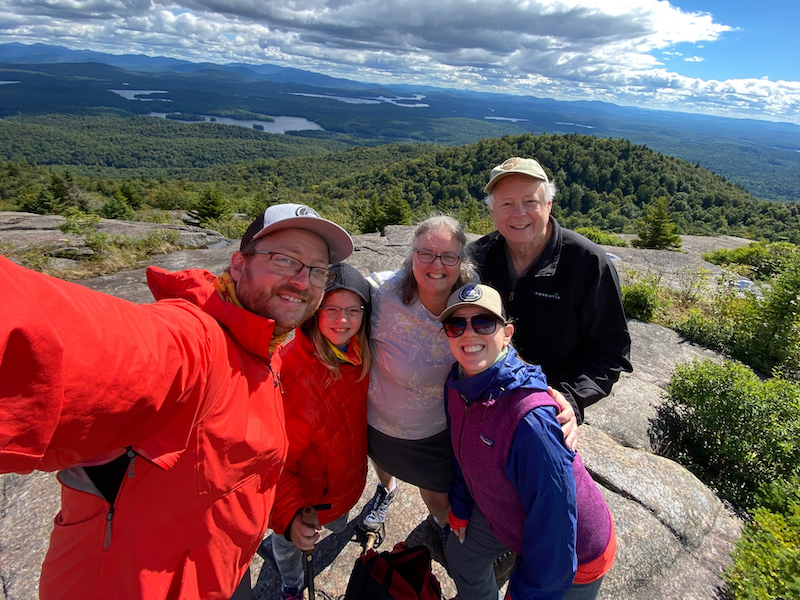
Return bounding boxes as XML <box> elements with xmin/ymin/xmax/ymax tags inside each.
<box><xmin>104</xmin><ymin>446</ymin><xmax>136</xmax><ymax>550</ymax></box>
<box><xmin>269</xmin><ymin>362</ymin><xmax>283</xmax><ymax>393</ymax></box>
<box><xmin>127</xmin><ymin>446</ymin><xmax>136</xmax><ymax>478</ymax></box>
<box><xmin>457</xmin><ymin>394</ymin><xmax>469</xmax><ymax>463</ymax></box>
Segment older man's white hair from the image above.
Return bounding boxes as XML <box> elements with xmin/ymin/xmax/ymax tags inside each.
<box><xmin>484</xmin><ymin>180</ymin><xmax>558</xmax><ymax>210</ymax></box>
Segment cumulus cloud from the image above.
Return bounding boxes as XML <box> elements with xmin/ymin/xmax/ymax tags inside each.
<box><xmin>1</xmin><ymin>0</ymin><xmax>798</xmax><ymax>124</ymax></box>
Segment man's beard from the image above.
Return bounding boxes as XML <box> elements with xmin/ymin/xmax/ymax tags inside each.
<box><xmin>237</xmin><ymin>274</ymin><xmax>320</xmax><ymax>335</ymax></box>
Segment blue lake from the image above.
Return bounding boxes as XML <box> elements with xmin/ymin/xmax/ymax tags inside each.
<box><xmin>147</xmin><ymin>112</ymin><xmax>323</xmax><ymax>133</ymax></box>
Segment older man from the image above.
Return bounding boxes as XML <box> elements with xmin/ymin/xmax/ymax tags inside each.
<box><xmin>0</xmin><ymin>204</ymin><xmax>352</xmax><ymax>600</ymax></box>
<box><xmin>468</xmin><ymin>158</ymin><xmax>632</xmax><ymax>423</ymax></box>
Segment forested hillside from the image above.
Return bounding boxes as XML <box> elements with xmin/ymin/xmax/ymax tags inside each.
<box><xmin>211</xmin><ymin>133</ymin><xmax>800</xmax><ymax>241</ymax></box>
<box><xmin>3</xmin><ymin>132</ymin><xmax>799</xmax><ymax>243</ymax></box>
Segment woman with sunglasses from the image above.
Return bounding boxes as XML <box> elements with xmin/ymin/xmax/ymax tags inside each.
<box><xmin>269</xmin><ymin>262</ymin><xmax>372</xmax><ymax>600</ymax></box>
<box><xmin>440</xmin><ymin>283</ymin><xmax>616</xmax><ymax>600</ymax></box>
<box><xmin>361</xmin><ymin>214</ymin><xmax>475</xmax><ymax>544</ymax></box>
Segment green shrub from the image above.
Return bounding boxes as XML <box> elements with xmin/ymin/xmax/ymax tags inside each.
<box><xmin>704</xmin><ymin>241</ymin><xmax>799</xmax><ymax>281</ymax></box>
<box><xmin>675</xmin><ymin>260</ymin><xmax>800</xmax><ymax>378</ymax></box>
<box><xmin>58</xmin><ymin>209</ymin><xmax>102</xmax><ymax>235</ymax></box>
<box><xmin>725</xmin><ymin>475</ymin><xmax>800</xmax><ymax>600</ymax></box>
<box><xmin>574</xmin><ymin>227</ymin><xmax>627</xmax><ymax>247</ymax></box>
<box><xmin>622</xmin><ymin>281</ymin><xmax>658</xmax><ymax>321</ymax></box>
<box><xmin>202</xmin><ymin>216</ymin><xmax>249</xmax><ymax>240</ymax></box>
<box><xmin>663</xmin><ymin>359</ymin><xmax>800</xmax><ymax>509</ymax></box>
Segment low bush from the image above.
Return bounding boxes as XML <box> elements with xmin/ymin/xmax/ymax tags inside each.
<box><xmin>676</xmin><ymin>259</ymin><xmax>800</xmax><ymax>378</ymax></box>
<box><xmin>663</xmin><ymin>359</ymin><xmax>800</xmax><ymax>510</ymax></box>
<box><xmin>622</xmin><ymin>281</ymin><xmax>658</xmax><ymax>321</ymax></box>
<box><xmin>704</xmin><ymin>241</ymin><xmax>800</xmax><ymax>281</ymax></box>
<box><xmin>725</xmin><ymin>475</ymin><xmax>800</xmax><ymax>599</ymax></box>
<box><xmin>202</xmin><ymin>215</ymin><xmax>249</xmax><ymax>240</ymax></box>
<box><xmin>574</xmin><ymin>227</ymin><xmax>627</xmax><ymax>247</ymax></box>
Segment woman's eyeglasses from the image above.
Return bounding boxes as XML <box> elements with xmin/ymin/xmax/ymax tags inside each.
<box><xmin>413</xmin><ymin>249</ymin><xmax>461</xmax><ymax>267</ymax></box>
<box><xmin>320</xmin><ymin>305</ymin><xmax>365</xmax><ymax>320</ymax></box>
<box><xmin>442</xmin><ymin>314</ymin><xmax>503</xmax><ymax>338</ymax></box>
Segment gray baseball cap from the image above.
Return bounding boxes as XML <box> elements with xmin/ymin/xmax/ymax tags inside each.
<box><xmin>326</xmin><ymin>262</ymin><xmax>371</xmax><ymax>307</ymax></box>
<box><xmin>240</xmin><ymin>203</ymin><xmax>354</xmax><ymax>263</ymax></box>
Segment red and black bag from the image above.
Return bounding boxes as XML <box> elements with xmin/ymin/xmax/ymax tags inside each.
<box><xmin>343</xmin><ymin>542</ymin><xmax>442</xmax><ymax>600</ymax></box>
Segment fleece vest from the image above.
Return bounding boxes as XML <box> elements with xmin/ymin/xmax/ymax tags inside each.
<box><xmin>447</xmin><ymin>386</ymin><xmax>612</xmax><ymax>564</ymax></box>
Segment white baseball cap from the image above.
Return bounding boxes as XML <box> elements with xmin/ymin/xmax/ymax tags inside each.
<box><xmin>240</xmin><ymin>203</ymin><xmax>354</xmax><ymax>263</ymax></box>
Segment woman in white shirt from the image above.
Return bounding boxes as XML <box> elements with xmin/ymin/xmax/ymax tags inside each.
<box><xmin>361</xmin><ymin>214</ymin><xmax>475</xmax><ymax>544</ymax></box>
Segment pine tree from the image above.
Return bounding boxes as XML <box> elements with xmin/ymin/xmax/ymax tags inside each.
<box><xmin>632</xmin><ymin>197</ymin><xmax>682</xmax><ymax>250</ymax></box>
<box><xmin>383</xmin><ymin>188</ymin><xmax>412</xmax><ymax>226</ymax></box>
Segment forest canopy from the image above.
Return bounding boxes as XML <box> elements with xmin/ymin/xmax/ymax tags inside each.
<box><xmin>3</xmin><ymin>129</ymin><xmax>800</xmax><ymax>243</ymax></box>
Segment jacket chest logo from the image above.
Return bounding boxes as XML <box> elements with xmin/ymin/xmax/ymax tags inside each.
<box><xmin>534</xmin><ymin>291</ymin><xmax>561</xmax><ymax>300</ymax></box>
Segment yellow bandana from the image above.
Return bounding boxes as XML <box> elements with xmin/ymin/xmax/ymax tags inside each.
<box><xmin>213</xmin><ymin>272</ymin><xmax>243</xmax><ymax>308</ymax></box>
<box><xmin>213</xmin><ymin>272</ymin><xmax>288</xmax><ymax>354</ymax></box>
<box><xmin>326</xmin><ymin>335</ymin><xmax>363</xmax><ymax>366</ymax></box>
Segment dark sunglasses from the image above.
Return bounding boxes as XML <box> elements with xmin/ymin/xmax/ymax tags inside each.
<box><xmin>442</xmin><ymin>314</ymin><xmax>503</xmax><ymax>338</ymax></box>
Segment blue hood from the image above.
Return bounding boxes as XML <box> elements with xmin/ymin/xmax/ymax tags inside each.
<box><xmin>446</xmin><ymin>346</ymin><xmax>548</xmax><ymax>405</ymax></box>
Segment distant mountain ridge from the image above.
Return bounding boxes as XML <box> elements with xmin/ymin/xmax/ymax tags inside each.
<box><xmin>0</xmin><ymin>42</ymin><xmax>377</xmax><ymax>89</ymax></box>
<box><xmin>1</xmin><ymin>41</ymin><xmax>799</xmax><ymax>202</ymax></box>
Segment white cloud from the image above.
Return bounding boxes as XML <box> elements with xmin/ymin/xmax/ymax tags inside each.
<box><xmin>1</xmin><ymin>0</ymin><xmax>798</xmax><ymax>124</ymax></box>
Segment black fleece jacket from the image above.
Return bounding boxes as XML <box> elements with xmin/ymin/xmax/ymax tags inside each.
<box><xmin>468</xmin><ymin>217</ymin><xmax>632</xmax><ymax>422</ymax></box>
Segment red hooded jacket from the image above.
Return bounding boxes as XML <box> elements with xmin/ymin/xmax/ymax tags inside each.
<box><xmin>270</xmin><ymin>328</ymin><xmax>368</xmax><ymax>534</ymax></box>
<box><xmin>0</xmin><ymin>256</ymin><xmax>287</xmax><ymax>599</ymax></box>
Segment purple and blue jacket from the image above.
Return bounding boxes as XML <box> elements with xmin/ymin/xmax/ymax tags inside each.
<box><xmin>446</xmin><ymin>347</ymin><xmax>613</xmax><ymax>600</ymax></box>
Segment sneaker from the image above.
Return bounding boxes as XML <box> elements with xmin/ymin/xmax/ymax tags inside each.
<box><xmin>362</xmin><ymin>483</ymin><xmax>397</xmax><ymax>531</ymax></box>
<box><xmin>427</xmin><ymin>513</ymin><xmax>452</xmax><ymax>550</ymax></box>
<box><xmin>278</xmin><ymin>586</ymin><xmax>304</xmax><ymax>600</ymax></box>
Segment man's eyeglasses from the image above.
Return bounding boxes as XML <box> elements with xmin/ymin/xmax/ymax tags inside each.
<box><xmin>442</xmin><ymin>314</ymin><xmax>504</xmax><ymax>338</ymax></box>
<box><xmin>245</xmin><ymin>251</ymin><xmax>333</xmax><ymax>288</ymax></box>
<box><xmin>413</xmin><ymin>249</ymin><xmax>462</xmax><ymax>267</ymax></box>
<box><xmin>320</xmin><ymin>305</ymin><xmax>365</xmax><ymax>320</ymax></box>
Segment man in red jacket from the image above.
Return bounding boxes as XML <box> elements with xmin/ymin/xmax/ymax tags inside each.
<box><xmin>0</xmin><ymin>203</ymin><xmax>353</xmax><ymax>600</ymax></box>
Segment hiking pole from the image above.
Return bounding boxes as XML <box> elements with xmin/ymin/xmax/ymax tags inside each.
<box><xmin>301</xmin><ymin>503</ymin><xmax>331</xmax><ymax>599</ymax></box>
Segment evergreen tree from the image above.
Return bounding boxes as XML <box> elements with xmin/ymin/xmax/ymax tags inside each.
<box><xmin>101</xmin><ymin>189</ymin><xmax>135</xmax><ymax>220</ymax></box>
<box><xmin>353</xmin><ymin>192</ymin><xmax>386</xmax><ymax>234</ymax></box>
<box><xmin>383</xmin><ymin>188</ymin><xmax>412</xmax><ymax>226</ymax></box>
<box><xmin>632</xmin><ymin>197</ymin><xmax>682</xmax><ymax>250</ymax></box>
<box><xmin>191</xmin><ymin>188</ymin><xmax>231</xmax><ymax>225</ymax></box>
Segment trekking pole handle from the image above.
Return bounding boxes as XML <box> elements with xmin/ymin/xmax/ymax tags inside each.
<box><xmin>301</xmin><ymin>503</ymin><xmax>331</xmax><ymax>527</ymax></box>
<box><xmin>301</xmin><ymin>506</ymin><xmax>318</xmax><ymax>527</ymax></box>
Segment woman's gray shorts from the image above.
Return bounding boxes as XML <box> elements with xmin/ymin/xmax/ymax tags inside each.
<box><xmin>367</xmin><ymin>425</ymin><xmax>453</xmax><ymax>493</ymax></box>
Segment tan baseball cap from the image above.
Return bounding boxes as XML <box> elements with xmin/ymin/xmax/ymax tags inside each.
<box><xmin>439</xmin><ymin>283</ymin><xmax>507</xmax><ymax>323</ymax></box>
<box><xmin>240</xmin><ymin>203</ymin><xmax>354</xmax><ymax>263</ymax></box>
<box><xmin>484</xmin><ymin>157</ymin><xmax>550</xmax><ymax>194</ymax></box>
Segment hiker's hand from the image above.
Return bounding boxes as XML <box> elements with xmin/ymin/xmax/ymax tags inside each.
<box><xmin>449</xmin><ymin>511</ymin><xmax>469</xmax><ymax>545</ymax></box>
<box><xmin>550</xmin><ymin>387</ymin><xmax>578</xmax><ymax>451</ymax></box>
<box><xmin>289</xmin><ymin>511</ymin><xmax>320</xmax><ymax>551</ymax></box>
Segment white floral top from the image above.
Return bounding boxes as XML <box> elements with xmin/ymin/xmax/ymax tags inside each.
<box><xmin>367</xmin><ymin>270</ymin><xmax>454</xmax><ymax>440</ymax></box>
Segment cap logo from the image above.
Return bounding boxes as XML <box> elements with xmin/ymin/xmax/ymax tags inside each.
<box><xmin>295</xmin><ymin>206</ymin><xmax>320</xmax><ymax>217</ymax></box>
<box><xmin>500</xmin><ymin>158</ymin><xmax>520</xmax><ymax>171</ymax></box>
<box><xmin>459</xmin><ymin>284</ymin><xmax>483</xmax><ymax>302</ymax></box>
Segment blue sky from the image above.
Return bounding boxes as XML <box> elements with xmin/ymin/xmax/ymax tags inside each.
<box><xmin>1</xmin><ymin>0</ymin><xmax>799</xmax><ymax>125</ymax></box>
<box><xmin>667</xmin><ymin>1</ymin><xmax>798</xmax><ymax>81</ymax></box>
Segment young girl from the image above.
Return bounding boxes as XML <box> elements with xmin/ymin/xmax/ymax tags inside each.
<box><xmin>269</xmin><ymin>262</ymin><xmax>372</xmax><ymax>600</ymax></box>
<box><xmin>439</xmin><ymin>283</ymin><xmax>616</xmax><ymax>600</ymax></box>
